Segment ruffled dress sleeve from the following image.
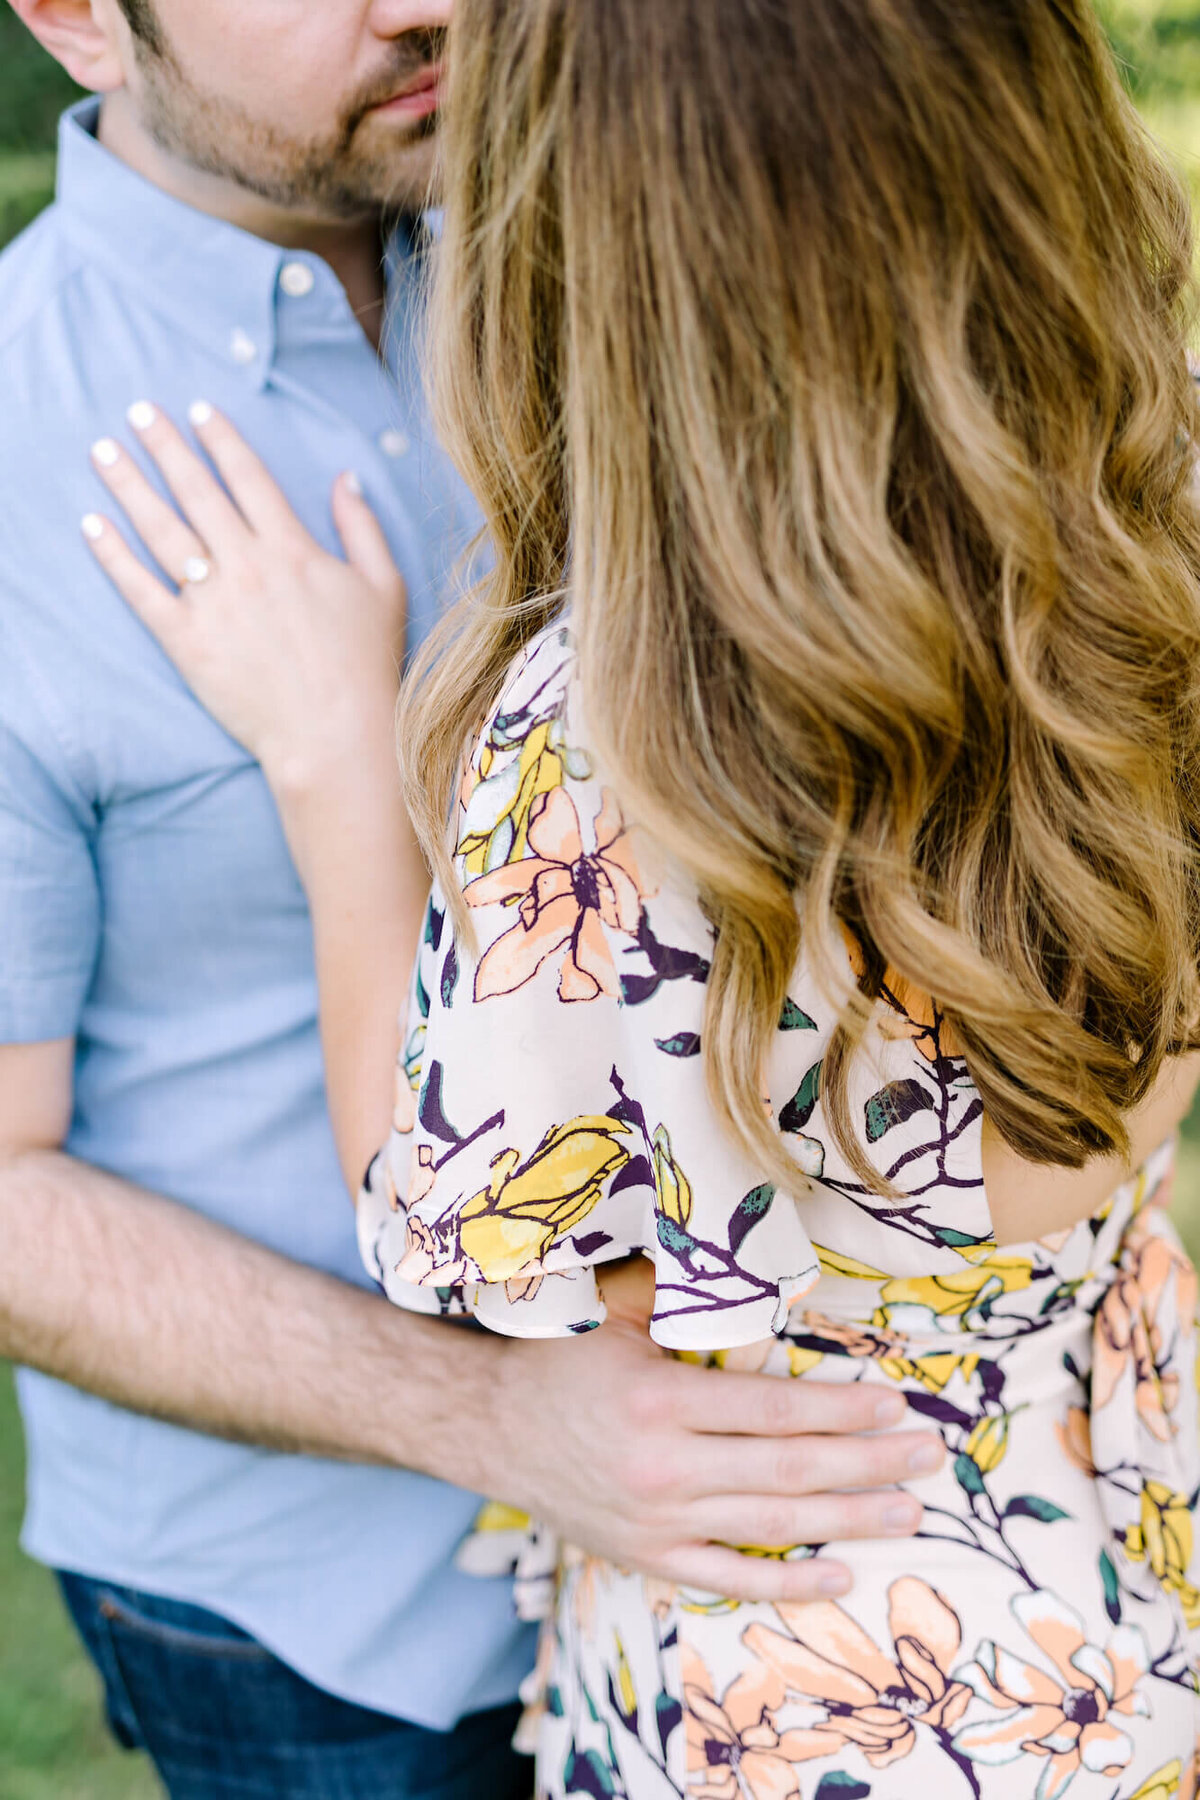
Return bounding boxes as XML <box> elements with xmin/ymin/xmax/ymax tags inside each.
<box><xmin>357</xmin><ymin>624</ymin><xmax>820</xmax><ymax>1349</ymax></box>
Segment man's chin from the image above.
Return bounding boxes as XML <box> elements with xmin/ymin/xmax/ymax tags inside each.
<box><xmin>351</xmin><ymin>120</ymin><xmax>439</xmax><ymax>209</ymax></box>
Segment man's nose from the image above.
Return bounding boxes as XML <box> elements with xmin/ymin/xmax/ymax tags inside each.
<box><xmin>368</xmin><ymin>0</ymin><xmax>454</xmax><ymax>38</ymax></box>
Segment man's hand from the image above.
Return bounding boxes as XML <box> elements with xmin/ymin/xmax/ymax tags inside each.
<box><xmin>470</xmin><ymin>1259</ymin><xmax>942</xmax><ymax>1603</ymax></box>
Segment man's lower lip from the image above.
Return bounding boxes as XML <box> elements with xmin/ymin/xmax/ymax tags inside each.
<box><xmin>370</xmin><ymin>81</ymin><xmax>442</xmax><ymax>121</ymax></box>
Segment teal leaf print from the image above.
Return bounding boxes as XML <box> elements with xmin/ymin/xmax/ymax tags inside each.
<box><xmin>936</xmin><ymin>1225</ymin><xmax>993</xmax><ymax>1250</ymax></box>
<box><xmin>564</xmin><ymin>1747</ymin><xmax>617</xmax><ymax>1797</ymax></box>
<box><xmin>816</xmin><ymin>1778</ymin><xmax>871</xmax><ymax>1800</ymax></box>
<box><xmin>546</xmin><ymin>1685</ymin><xmax>565</xmax><ymax>1717</ymax></box>
<box><xmin>655</xmin><ymin>1692</ymin><xmax>682</xmax><ymax>1758</ymax></box>
<box><xmin>865</xmin><ymin>1078</ymin><xmax>934</xmax><ymax>1142</ymax></box>
<box><xmin>953</xmin><ymin>1451</ymin><xmax>987</xmax><ymax>1497</ymax></box>
<box><xmin>729</xmin><ymin>1183</ymin><xmax>776</xmax><ymax>1255</ymax></box>
<box><xmin>440</xmin><ymin>942</ymin><xmax>460</xmax><ymax>1009</ymax></box>
<box><xmin>424</xmin><ymin>901</ymin><xmax>444</xmax><ymax>951</ymax></box>
<box><xmin>654</xmin><ymin>1032</ymin><xmax>701</xmax><ymax>1058</ymax></box>
<box><xmin>656</xmin><ymin>1213</ymin><xmax>701</xmax><ymax>1259</ymax></box>
<box><xmin>415</xmin><ymin>966</ymin><xmax>431</xmax><ymax>1021</ymax></box>
<box><xmin>1100</xmin><ymin>1548</ymin><xmax>1122</xmax><ymax>1624</ymax></box>
<box><xmin>780</xmin><ymin>1061</ymin><xmax>822</xmax><ymax>1134</ymax></box>
<box><xmin>780</xmin><ymin>997</ymin><xmax>818</xmax><ymax>1031</ymax></box>
<box><xmin>1003</xmin><ymin>1495</ymin><xmax>1071</xmax><ymax>1524</ymax></box>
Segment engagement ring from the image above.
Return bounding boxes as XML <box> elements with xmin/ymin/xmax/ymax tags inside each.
<box><xmin>182</xmin><ymin>556</ymin><xmax>212</xmax><ymax>586</ymax></box>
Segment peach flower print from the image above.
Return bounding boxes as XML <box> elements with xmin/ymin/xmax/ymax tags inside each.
<box><xmin>1092</xmin><ymin>1214</ymin><xmax>1197</xmax><ymax>1444</ymax></box>
<box><xmin>740</xmin><ymin>1576</ymin><xmax>972</xmax><ymax>1769</ymax></box>
<box><xmin>463</xmin><ymin>785</ymin><xmax>649</xmax><ymax>1003</ymax></box>
<box><xmin>953</xmin><ymin>1592</ymin><xmax>1151</xmax><ymax>1798</ymax></box>
<box><xmin>682</xmin><ymin>1643</ymin><xmax>831</xmax><ymax>1800</ymax></box>
<box><xmin>1055</xmin><ymin>1405</ymin><xmax>1098</xmax><ymax>1480</ymax></box>
<box><xmin>792</xmin><ymin>1310</ymin><xmax>979</xmax><ymax>1395</ymax></box>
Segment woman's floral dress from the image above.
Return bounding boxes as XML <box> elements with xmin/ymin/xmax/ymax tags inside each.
<box><xmin>359</xmin><ymin>624</ymin><xmax>1200</xmax><ymax>1799</ymax></box>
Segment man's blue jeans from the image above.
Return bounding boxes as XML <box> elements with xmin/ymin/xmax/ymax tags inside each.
<box><xmin>57</xmin><ymin>1572</ymin><xmax>532</xmax><ymax>1800</ymax></box>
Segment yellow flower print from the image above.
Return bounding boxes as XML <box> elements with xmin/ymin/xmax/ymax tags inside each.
<box><xmin>905</xmin><ymin>1349</ymin><xmax>980</xmax><ymax>1393</ymax></box>
<box><xmin>455</xmin><ymin>1115</ymin><xmax>631</xmax><ymax>1282</ymax></box>
<box><xmin>875</xmin><ymin>1255</ymin><xmax>1034</xmax><ymax>1331</ymax></box>
<box><xmin>458</xmin><ymin>721</ymin><xmax>567</xmax><ymax>878</ymax></box>
<box><xmin>964</xmin><ymin>1413</ymin><xmax>1010</xmax><ymax>1475</ymax></box>
<box><xmin>1123</xmin><ymin>1480</ymin><xmax>1200</xmax><ymax>1626</ymax></box>
<box><xmin>473</xmin><ymin>1500</ymin><xmax>533</xmax><ymax>1534</ymax></box>
<box><xmin>614</xmin><ymin>1635</ymin><xmax>638</xmax><ymax>1720</ymax></box>
<box><xmin>653</xmin><ymin>1123</ymin><xmax>693</xmax><ymax>1228</ymax></box>
<box><xmin>1122</xmin><ymin>1761</ymin><xmax>1185</xmax><ymax>1800</ymax></box>
<box><xmin>814</xmin><ymin>1244</ymin><xmax>889</xmax><ymax>1281</ymax></box>
<box><xmin>794</xmin><ymin>1311</ymin><xmax>978</xmax><ymax>1395</ymax></box>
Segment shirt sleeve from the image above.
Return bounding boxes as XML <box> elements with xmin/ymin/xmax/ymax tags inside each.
<box><xmin>358</xmin><ymin>627</ymin><xmax>818</xmax><ymax>1350</ymax></box>
<box><xmin>0</xmin><ymin>709</ymin><xmax>100</xmax><ymax>1044</ymax></box>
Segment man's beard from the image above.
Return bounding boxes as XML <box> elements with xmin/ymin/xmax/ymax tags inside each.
<box><xmin>135</xmin><ymin>28</ymin><xmax>446</xmax><ymax>218</ymax></box>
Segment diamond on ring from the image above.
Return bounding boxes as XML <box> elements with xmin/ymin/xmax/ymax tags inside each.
<box><xmin>182</xmin><ymin>556</ymin><xmax>212</xmax><ymax>585</ymax></box>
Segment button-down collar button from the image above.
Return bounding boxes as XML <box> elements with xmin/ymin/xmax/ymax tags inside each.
<box><xmin>280</xmin><ymin>261</ymin><xmax>315</xmax><ymax>298</ymax></box>
<box><xmin>229</xmin><ymin>328</ymin><xmax>258</xmax><ymax>365</ymax></box>
<box><xmin>378</xmin><ymin>428</ymin><xmax>410</xmax><ymax>458</ymax></box>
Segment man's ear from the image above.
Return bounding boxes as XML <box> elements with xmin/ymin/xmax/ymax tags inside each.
<box><xmin>8</xmin><ymin>0</ymin><xmax>127</xmax><ymax>93</ymax></box>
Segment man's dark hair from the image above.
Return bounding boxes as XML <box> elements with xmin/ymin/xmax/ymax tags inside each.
<box><xmin>116</xmin><ymin>0</ymin><xmax>167</xmax><ymax>57</ymax></box>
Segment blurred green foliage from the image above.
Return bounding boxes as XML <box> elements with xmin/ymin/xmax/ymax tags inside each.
<box><xmin>0</xmin><ymin>8</ymin><xmax>82</xmax><ymax>147</ymax></box>
<box><xmin>1103</xmin><ymin>0</ymin><xmax>1200</xmax><ymax>101</ymax></box>
<box><xmin>0</xmin><ymin>10</ymin><xmax>82</xmax><ymax>244</ymax></box>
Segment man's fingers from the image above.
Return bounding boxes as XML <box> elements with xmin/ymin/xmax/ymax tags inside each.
<box><xmin>677</xmin><ymin>1369</ymin><xmax>910</xmax><ymax>1438</ymax></box>
<box><xmin>186</xmin><ymin>402</ymin><xmax>298</xmax><ymax>536</ymax></box>
<box><xmin>80</xmin><ymin>513</ymin><xmax>186</xmax><ymax>650</ymax></box>
<box><xmin>124</xmin><ymin>402</ymin><xmax>249</xmax><ymax>547</ymax></box>
<box><xmin>680</xmin><ymin>1424</ymin><xmax>943</xmax><ymax>1499</ymax></box>
<box><xmin>90</xmin><ymin>436</ymin><xmax>209</xmax><ymax>586</ymax></box>
<box><xmin>332</xmin><ymin>473</ymin><xmax>407</xmax><ymax>597</ymax></box>
<box><xmin>660</xmin><ymin>1546</ymin><xmax>854</xmax><ymax>1607</ymax></box>
<box><xmin>696</xmin><ymin>1486</ymin><xmax>923</xmax><ymax>1552</ymax></box>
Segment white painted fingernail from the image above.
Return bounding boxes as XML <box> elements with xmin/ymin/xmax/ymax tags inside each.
<box><xmin>908</xmin><ymin>1442</ymin><xmax>944</xmax><ymax>1476</ymax></box>
<box><xmin>188</xmin><ymin>400</ymin><xmax>214</xmax><ymax>427</ymax></box>
<box><xmin>92</xmin><ymin>438</ymin><xmax>120</xmax><ymax>467</ymax></box>
<box><xmin>883</xmin><ymin>1498</ymin><xmax>922</xmax><ymax>1533</ymax></box>
<box><xmin>81</xmin><ymin>513</ymin><xmax>105</xmax><ymax>541</ymax></box>
<box><xmin>343</xmin><ymin>470</ymin><xmax>363</xmax><ymax>497</ymax></box>
<box><xmin>127</xmin><ymin>400</ymin><xmax>157</xmax><ymax>430</ymax></box>
<box><xmin>818</xmin><ymin>1567</ymin><xmax>852</xmax><ymax>1596</ymax></box>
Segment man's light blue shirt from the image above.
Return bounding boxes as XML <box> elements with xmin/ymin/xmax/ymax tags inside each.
<box><xmin>0</xmin><ymin>101</ymin><xmax>534</xmax><ymax>1727</ymax></box>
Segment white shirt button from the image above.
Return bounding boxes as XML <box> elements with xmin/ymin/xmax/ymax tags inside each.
<box><xmin>378</xmin><ymin>428</ymin><xmax>410</xmax><ymax>458</ymax></box>
<box><xmin>280</xmin><ymin>261</ymin><xmax>315</xmax><ymax>299</ymax></box>
<box><xmin>229</xmin><ymin>328</ymin><xmax>257</xmax><ymax>365</ymax></box>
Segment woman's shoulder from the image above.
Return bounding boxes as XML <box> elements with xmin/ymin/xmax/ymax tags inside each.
<box><xmin>454</xmin><ymin>618</ymin><xmax>609</xmax><ymax>884</ymax></box>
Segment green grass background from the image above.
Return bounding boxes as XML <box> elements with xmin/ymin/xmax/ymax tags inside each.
<box><xmin>1</xmin><ymin>4</ymin><xmax>1199</xmax><ymax>1794</ymax></box>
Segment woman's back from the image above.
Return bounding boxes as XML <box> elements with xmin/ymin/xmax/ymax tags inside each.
<box><xmin>363</xmin><ymin>628</ymin><xmax>1200</xmax><ymax>1793</ymax></box>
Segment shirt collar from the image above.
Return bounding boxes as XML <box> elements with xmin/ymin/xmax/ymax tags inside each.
<box><xmin>54</xmin><ymin>99</ymin><xmax>417</xmax><ymax>391</ymax></box>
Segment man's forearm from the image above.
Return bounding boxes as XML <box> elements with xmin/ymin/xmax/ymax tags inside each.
<box><xmin>0</xmin><ymin>1148</ymin><xmax>947</xmax><ymax>1605</ymax></box>
<box><xmin>0</xmin><ymin>1148</ymin><xmax>489</xmax><ymax>1483</ymax></box>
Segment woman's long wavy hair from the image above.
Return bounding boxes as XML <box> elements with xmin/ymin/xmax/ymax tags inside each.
<box><xmin>403</xmin><ymin>0</ymin><xmax>1200</xmax><ymax>1192</ymax></box>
